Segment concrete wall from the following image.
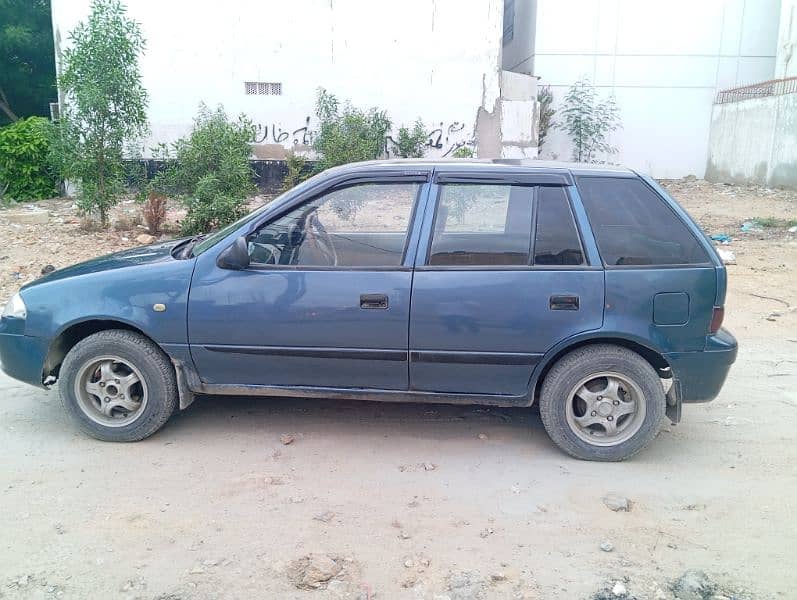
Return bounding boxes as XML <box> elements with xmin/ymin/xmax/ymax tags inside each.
<box><xmin>776</xmin><ymin>0</ymin><xmax>797</xmax><ymax>78</ymax></box>
<box><xmin>51</xmin><ymin>0</ymin><xmax>509</xmax><ymax>159</ymax></box>
<box><xmin>528</xmin><ymin>0</ymin><xmax>781</xmax><ymax>178</ymax></box>
<box><xmin>706</xmin><ymin>92</ymin><xmax>797</xmax><ymax>188</ymax></box>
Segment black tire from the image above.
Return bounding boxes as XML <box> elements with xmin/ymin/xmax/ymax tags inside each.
<box><xmin>538</xmin><ymin>344</ymin><xmax>665</xmax><ymax>461</ymax></box>
<box><xmin>59</xmin><ymin>330</ymin><xmax>178</xmax><ymax>442</ymax></box>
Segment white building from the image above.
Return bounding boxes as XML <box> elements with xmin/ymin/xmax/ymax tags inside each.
<box><xmin>50</xmin><ymin>0</ymin><xmax>538</xmax><ymax>162</ymax></box>
<box><xmin>504</xmin><ymin>0</ymin><xmax>783</xmax><ymax>178</ymax></box>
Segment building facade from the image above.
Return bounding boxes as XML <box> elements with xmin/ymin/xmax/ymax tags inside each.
<box><xmin>504</xmin><ymin>0</ymin><xmax>783</xmax><ymax>178</ymax></box>
<box><xmin>51</xmin><ymin>0</ymin><xmax>538</xmax><ymax>162</ymax></box>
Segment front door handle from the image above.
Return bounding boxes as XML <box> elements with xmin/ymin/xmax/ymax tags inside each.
<box><xmin>550</xmin><ymin>294</ymin><xmax>579</xmax><ymax>311</ymax></box>
<box><xmin>360</xmin><ymin>294</ymin><xmax>389</xmax><ymax>309</ymax></box>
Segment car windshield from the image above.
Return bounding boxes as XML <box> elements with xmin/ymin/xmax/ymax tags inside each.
<box><xmin>191</xmin><ymin>173</ymin><xmax>323</xmax><ymax>256</ymax></box>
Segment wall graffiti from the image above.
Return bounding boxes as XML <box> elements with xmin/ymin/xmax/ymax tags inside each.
<box><xmin>249</xmin><ymin>117</ymin><xmax>474</xmax><ymax>157</ymax></box>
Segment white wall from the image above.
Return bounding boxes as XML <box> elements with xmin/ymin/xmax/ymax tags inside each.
<box><xmin>531</xmin><ymin>0</ymin><xmax>782</xmax><ymax>178</ymax></box>
<box><xmin>707</xmin><ymin>92</ymin><xmax>797</xmax><ymax>188</ymax></box>
<box><xmin>51</xmin><ymin>0</ymin><xmax>504</xmax><ymax>159</ymax></box>
<box><xmin>776</xmin><ymin>0</ymin><xmax>797</xmax><ymax>78</ymax></box>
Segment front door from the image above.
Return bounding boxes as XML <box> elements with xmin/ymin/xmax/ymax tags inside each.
<box><xmin>187</xmin><ymin>178</ymin><xmax>426</xmax><ymax>390</ymax></box>
<box><xmin>409</xmin><ymin>178</ymin><xmax>604</xmax><ymax>396</ymax></box>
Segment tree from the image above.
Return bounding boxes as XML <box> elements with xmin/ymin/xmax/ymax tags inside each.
<box><xmin>54</xmin><ymin>0</ymin><xmax>148</xmax><ymax>225</ymax></box>
<box><xmin>558</xmin><ymin>78</ymin><xmax>621</xmax><ymax>163</ymax></box>
<box><xmin>312</xmin><ymin>88</ymin><xmax>391</xmax><ymax>172</ymax></box>
<box><xmin>0</xmin><ymin>0</ymin><xmax>56</xmax><ymax>124</ymax></box>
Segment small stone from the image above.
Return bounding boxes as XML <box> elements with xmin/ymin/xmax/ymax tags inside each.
<box><xmin>399</xmin><ymin>530</ymin><xmax>411</xmax><ymax>539</ymax></box>
<box><xmin>602</xmin><ymin>494</ymin><xmax>631</xmax><ymax>512</ymax></box>
<box><xmin>479</xmin><ymin>527</ymin><xmax>494</xmax><ymax>538</ymax></box>
<box><xmin>135</xmin><ymin>233</ymin><xmax>156</xmax><ymax>245</ymax></box>
<box><xmin>41</xmin><ymin>264</ymin><xmax>55</xmax><ymax>275</ymax></box>
<box><xmin>313</xmin><ymin>510</ymin><xmax>335</xmax><ymax>523</ymax></box>
<box><xmin>188</xmin><ymin>565</ymin><xmax>205</xmax><ymax>575</ymax></box>
<box><xmin>491</xmin><ymin>571</ymin><xmax>507</xmax><ymax>582</ymax></box>
<box><xmin>54</xmin><ymin>522</ymin><xmax>65</xmax><ymax>535</ymax></box>
<box><xmin>423</xmin><ymin>462</ymin><xmax>436</xmax><ymax>471</ymax></box>
<box><xmin>280</xmin><ymin>433</ymin><xmax>295</xmax><ymax>445</ymax></box>
<box><xmin>600</xmin><ymin>541</ymin><xmax>614</xmax><ymax>552</ymax></box>
<box><xmin>404</xmin><ymin>558</ymin><xmax>415</xmax><ymax>568</ymax></box>
<box><xmin>299</xmin><ymin>554</ymin><xmax>341</xmax><ymax>588</ymax></box>
<box><xmin>788</xmin><ymin>225</ymin><xmax>797</xmax><ymax>233</ymax></box>
<box><xmin>202</xmin><ymin>559</ymin><xmax>219</xmax><ymax>567</ymax></box>
<box><xmin>478</xmin><ymin>433</ymin><xmax>488</xmax><ymax>440</ymax></box>
<box><xmin>672</xmin><ymin>570</ymin><xmax>717</xmax><ymax>600</ymax></box>
<box><xmin>612</xmin><ymin>581</ymin><xmax>627</xmax><ymax>597</ymax></box>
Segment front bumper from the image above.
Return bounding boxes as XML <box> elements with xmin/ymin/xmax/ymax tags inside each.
<box><xmin>665</xmin><ymin>328</ymin><xmax>738</xmax><ymax>403</ymax></box>
<box><xmin>0</xmin><ymin>325</ymin><xmax>49</xmax><ymax>388</ymax></box>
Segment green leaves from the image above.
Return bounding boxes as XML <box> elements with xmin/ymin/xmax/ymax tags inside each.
<box><xmin>313</xmin><ymin>88</ymin><xmax>392</xmax><ymax>171</ymax></box>
<box><xmin>0</xmin><ymin>116</ymin><xmax>58</xmax><ymax>200</ymax></box>
<box><xmin>153</xmin><ymin>104</ymin><xmax>254</xmax><ymax>235</ymax></box>
<box><xmin>54</xmin><ymin>0</ymin><xmax>148</xmax><ymax>224</ymax></box>
<box><xmin>0</xmin><ymin>0</ymin><xmax>56</xmax><ymax>124</ymax></box>
<box><xmin>558</xmin><ymin>78</ymin><xmax>621</xmax><ymax>163</ymax></box>
<box><xmin>393</xmin><ymin>119</ymin><xmax>427</xmax><ymax>158</ymax></box>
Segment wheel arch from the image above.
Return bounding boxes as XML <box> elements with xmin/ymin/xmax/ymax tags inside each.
<box><xmin>528</xmin><ymin>333</ymin><xmax>671</xmax><ymax>405</ymax></box>
<box><xmin>43</xmin><ymin>318</ymin><xmax>155</xmax><ymax>381</ymax></box>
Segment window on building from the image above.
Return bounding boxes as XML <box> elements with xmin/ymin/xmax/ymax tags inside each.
<box><xmin>577</xmin><ymin>177</ymin><xmax>710</xmax><ymax>266</ymax></box>
<box><xmin>503</xmin><ymin>0</ymin><xmax>515</xmax><ymax>45</ymax></box>
<box><xmin>245</xmin><ymin>81</ymin><xmax>282</xmax><ymax>96</ymax></box>
<box><xmin>428</xmin><ymin>184</ymin><xmax>533</xmax><ymax>266</ymax></box>
<box><xmin>248</xmin><ymin>183</ymin><xmax>419</xmax><ymax>267</ymax></box>
<box><xmin>534</xmin><ymin>187</ymin><xmax>584</xmax><ymax>265</ymax></box>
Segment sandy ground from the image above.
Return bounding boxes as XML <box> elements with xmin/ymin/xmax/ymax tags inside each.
<box><xmin>0</xmin><ymin>180</ymin><xmax>796</xmax><ymax>599</ymax></box>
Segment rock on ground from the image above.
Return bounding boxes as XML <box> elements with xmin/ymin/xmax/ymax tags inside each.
<box><xmin>671</xmin><ymin>570</ymin><xmax>717</xmax><ymax>600</ymax></box>
<box><xmin>288</xmin><ymin>553</ymin><xmax>343</xmax><ymax>589</ymax></box>
<box><xmin>602</xmin><ymin>494</ymin><xmax>631</xmax><ymax>512</ymax></box>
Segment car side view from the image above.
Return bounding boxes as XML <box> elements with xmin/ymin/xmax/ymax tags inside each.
<box><xmin>0</xmin><ymin>159</ymin><xmax>737</xmax><ymax>460</ymax></box>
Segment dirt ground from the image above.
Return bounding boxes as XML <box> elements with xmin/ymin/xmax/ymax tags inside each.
<box><xmin>0</xmin><ymin>180</ymin><xmax>796</xmax><ymax>599</ymax></box>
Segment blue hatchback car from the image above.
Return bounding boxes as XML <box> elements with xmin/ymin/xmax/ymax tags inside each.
<box><xmin>0</xmin><ymin>160</ymin><xmax>737</xmax><ymax>460</ymax></box>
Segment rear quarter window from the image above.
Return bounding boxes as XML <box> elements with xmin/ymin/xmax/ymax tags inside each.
<box><xmin>577</xmin><ymin>176</ymin><xmax>709</xmax><ymax>266</ymax></box>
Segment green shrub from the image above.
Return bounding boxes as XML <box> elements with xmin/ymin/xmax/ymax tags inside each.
<box><xmin>154</xmin><ymin>104</ymin><xmax>254</xmax><ymax>234</ymax></box>
<box><xmin>281</xmin><ymin>151</ymin><xmax>309</xmax><ymax>192</ymax></box>
<box><xmin>0</xmin><ymin>117</ymin><xmax>58</xmax><ymax>200</ymax></box>
<box><xmin>392</xmin><ymin>119</ymin><xmax>427</xmax><ymax>158</ymax></box>
<box><xmin>537</xmin><ymin>85</ymin><xmax>555</xmax><ymax>149</ymax></box>
<box><xmin>313</xmin><ymin>88</ymin><xmax>391</xmax><ymax>171</ymax></box>
<box><xmin>451</xmin><ymin>146</ymin><xmax>474</xmax><ymax>158</ymax></box>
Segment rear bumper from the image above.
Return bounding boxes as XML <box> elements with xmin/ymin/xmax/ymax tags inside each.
<box><xmin>0</xmin><ymin>330</ymin><xmax>48</xmax><ymax>388</ymax></box>
<box><xmin>665</xmin><ymin>328</ymin><xmax>738</xmax><ymax>403</ymax></box>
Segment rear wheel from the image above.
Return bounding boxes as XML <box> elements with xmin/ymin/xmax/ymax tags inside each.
<box><xmin>539</xmin><ymin>345</ymin><xmax>665</xmax><ymax>461</ymax></box>
<box><xmin>59</xmin><ymin>330</ymin><xmax>178</xmax><ymax>442</ymax></box>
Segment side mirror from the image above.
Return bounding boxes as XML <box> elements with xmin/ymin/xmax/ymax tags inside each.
<box><xmin>216</xmin><ymin>236</ymin><xmax>251</xmax><ymax>270</ymax></box>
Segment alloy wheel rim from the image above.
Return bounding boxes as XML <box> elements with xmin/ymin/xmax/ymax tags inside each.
<box><xmin>564</xmin><ymin>371</ymin><xmax>646</xmax><ymax>446</ymax></box>
<box><xmin>74</xmin><ymin>355</ymin><xmax>148</xmax><ymax>427</ymax></box>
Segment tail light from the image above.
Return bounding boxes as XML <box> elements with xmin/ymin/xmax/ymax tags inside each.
<box><xmin>709</xmin><ymin>306</ymin><xmax>724</xmax><ymax>334</ymax></box>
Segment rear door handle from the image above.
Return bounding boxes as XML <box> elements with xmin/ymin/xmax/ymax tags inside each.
<box><xmin>360</xmin><ymin>294</ymin><xmax>389</xmax><ymax>309</ymax></box>
<box><xmin>550</xmin><ymin>295</ymin><xmax>579</xmax><ymax>311</ymax></box>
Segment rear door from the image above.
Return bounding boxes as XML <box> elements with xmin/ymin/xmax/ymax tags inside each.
<box><xmin>408</xmin><ymin>171</ymin><xmax>605</xmax><ymax>396</ymax></box>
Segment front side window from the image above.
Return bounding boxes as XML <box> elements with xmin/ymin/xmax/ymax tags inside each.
<box><xmin>428</xmin><ymin>184</ymin><xmax>533</xmax><ymax>266</ymax></box>
<box><xmin>248</xmin><ymin>182</ymin><xmax>419</xmax><ymax>267</ymax></box>
<box><xmin>577</xmin><ymin>177</ymin><xmax>709</xmax><ymax>266</ymax></box>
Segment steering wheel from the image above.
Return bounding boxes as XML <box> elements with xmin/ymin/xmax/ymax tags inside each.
<box><xmin>296</xmin><ymin>210</ymin><xmax>338</xmax><ymax>266</ymax></box>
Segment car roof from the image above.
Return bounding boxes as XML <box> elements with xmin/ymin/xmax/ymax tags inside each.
<box><xmin>321</xmin><ymin>158</ymin><xmax>638</xmax><ymax>179</ymax></box>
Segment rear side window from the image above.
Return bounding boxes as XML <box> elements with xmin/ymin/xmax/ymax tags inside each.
<box><xmin>577</xmin><ymin>177</ymin><xmax>709</xmax><ymax>266</ymax></box>
<box><xmin>534</xmin><ymin>187</ymin><xmax>584</xmax><ymax>265</ymax></box>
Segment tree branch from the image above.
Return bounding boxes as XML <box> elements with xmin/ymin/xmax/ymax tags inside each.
<box><xmin>0</xmin><ymin>87</ymin><xmax>20</xmax><ymax>122</ymax></box>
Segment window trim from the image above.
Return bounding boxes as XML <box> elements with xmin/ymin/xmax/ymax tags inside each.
<box><xmin>575</xmin><ymin>175</ymin><xmax>713</xmax><ymax>269</ymax></box>
<box><xmin>422</xmin><ymin>182</ymin><xmax>591</xmax><ymax>271</ymax></box>
<box><xmin>245</xmin><ymin>179</ymin><xmax>424</xmax><ymax>271</ymax></box>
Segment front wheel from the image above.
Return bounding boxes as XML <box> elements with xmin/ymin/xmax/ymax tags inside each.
<box><xmin>539</xmin><ymin>345</ymin><xmax>665</xmax><ymax>461</ymax></box>
<box><xmin>59</xmin><ymin>330</ymin><xmax>178</xmax><ymax>442</ymax></box>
